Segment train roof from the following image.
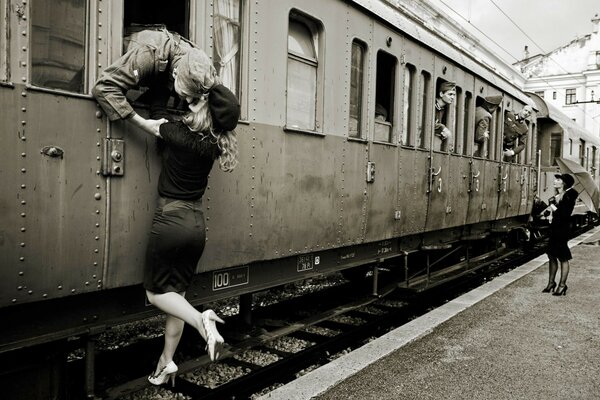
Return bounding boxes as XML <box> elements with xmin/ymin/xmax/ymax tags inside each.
<box><xmin>349</xmin><ymin>0</ymin><xmax>535</xmax><ymax>107</ymax></box>
<box><xmin>526</xmin><ymin>92</ymin><xmax>600</xmax><ymax>146</ymax></box>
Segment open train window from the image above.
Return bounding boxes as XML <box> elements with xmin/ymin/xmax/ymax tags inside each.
<box><xmin>124</xmin><ymin>0</ymin><xmax>189</xmax><ymax>38</ymax></box>
<box><xmin>462</xmin><ymin>92</ymin><xmax>472</xmax><ymax>156</ymax></box>
<box><xmin>349</xmin><ymin>40</ymin><xmax>366</xmax><ymax>139</ymax></box>
<box><xmin>550</xmin><ymin>133</ymin><xmax>562</xmax><ymax>166</ymax></box>
<box><xmin>0</xmin><ymin>0</ymin><xmax>7</xmax><ymax>82</ymax></box>
<box><xmin>452</xmin><ymin>86</ymin><xmax>462</xmax><ymax>154</ymax></box>
<box><xmin>417</xmin><ymin>71</ymin><xmax>431</xmax><ymax>149</ymax></box>
<box><xmin>374</xmin><ymin>51</ymin><xmax>396</xmax><ymax>143</ymax></box>
<box><xmin>401</xmin><ymin>63</ymin><xmax>416</xmax><ymax>146</ymax></box>
<box><xmin>433</xmin><ymin>78</ymin><xmax>455</xmax><ymax>152</ymax></box>
<box><xmin>592</xmin><ymin>147</ymin><xmax>597</xmax><ymax>178</ymax></box>
<box><xmin>30</xmin><ymin>0</ymin><xmax>87</xmax><ymax>93</ymax></box>
<box><xmin>286</xmin><ymin>14</ymin><xmax>320</xmax><ymax>132</ymax></box>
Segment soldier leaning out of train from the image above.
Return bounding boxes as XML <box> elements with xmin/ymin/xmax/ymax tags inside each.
<box><xmin>473</xmin><ymin>95</ymin><xmax>502</xmax><ymax>158</ymax></box>
<box><xmin>503</xmin><ymin>105</ymin><xmax>532</xmax><ymax>162</ymax></box>
<box><xmin>92</xmin><ymin>26</ymin><xmax>240</xmax><ymax>386</ymax></box>
<box><xmin>434</xmin><ymin>81</ymin><xmax>456</xmax><ymax>152</ymax></box>
<box><xmin>92</xmin><ymin>26</ymin><xmax>219</xmax><ymax>137</ymax></box>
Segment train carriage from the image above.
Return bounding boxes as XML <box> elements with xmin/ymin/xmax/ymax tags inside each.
<box><xmin>1</xmin><ymin>3</ymin><xmax>598</xmax><ymax>395</ymax></box>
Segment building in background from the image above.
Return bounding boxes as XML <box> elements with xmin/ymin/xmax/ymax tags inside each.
<box><xmin>515</xmin><ymin>14</ymin><xmax>600</xmax><ymax>137</ymax></box>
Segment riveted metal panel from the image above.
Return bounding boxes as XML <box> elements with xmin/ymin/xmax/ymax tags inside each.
<box><xmin>397</xmin><ymin>148</ymin><xmax>428</xmax><ymax>235</ymax></box>
<box><xmin>444</xmin><ymin>155</ymin><xmax>470</xmax><ymax>228</ymax></box>
<box><xmin>465</xmin><ymin>158</ymin><xmax>484</xmax><ymax>224</ymax></box>
<box><xmin>3</xmin><ymin>87</ymin><xmax>105</xmax><ymax>306</ymax></box>
<box><xmin>480</xmin><ymin>161</ymin><xmax>500</xmax><ymax>222</ymax></box>
<box><xmin>497</xmin><ymin>163</ymin><xmax>524</xmax><ymax>220</ymax></box>
<box><xmin>103</xmin><ymin>115</ymin><xmax>161</xmax><ymax>288</ymax></box>
<box><xmin>364</xmin><ymin>143</ymin><xmax>399</xmax><ymax>241</ymax></box>
<box><xmin>0</xmin><ymin>85</ymin><xmax>20</xmax><ymax>306</ymax></box>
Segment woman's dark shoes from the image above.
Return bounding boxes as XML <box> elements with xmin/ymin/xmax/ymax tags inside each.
<box><xmin>542</xmin><ymin>282</ymin><xmax>556</xmax><ymax>293</ymax></box>
<box><xmin>553</xmin><ymin>285</ymin><xmax>568</xmax><ymax>296</ymax></box>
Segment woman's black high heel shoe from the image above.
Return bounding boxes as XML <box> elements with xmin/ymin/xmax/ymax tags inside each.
<box><xmin>542</xmin><ymin>282</ymin><xmax>556</xmax><ymax>293</ymax></box>
<box><xmin>553</xmin><ymin>285</ymin><xmax>568</xmax><ymax>296</ymax></box>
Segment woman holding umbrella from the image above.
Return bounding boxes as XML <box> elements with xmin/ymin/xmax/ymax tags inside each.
<box><xmin>543</xmin><ymin>173</ymin><xmax>578</xmax><ymax>295</ymax></box>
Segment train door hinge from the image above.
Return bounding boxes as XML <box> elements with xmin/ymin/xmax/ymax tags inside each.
<box><xmin>101</xmin><ymin>138</ymin><xmax>125</xmax><ymax>176</ymax></box>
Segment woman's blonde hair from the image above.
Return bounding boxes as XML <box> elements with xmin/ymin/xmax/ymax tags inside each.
<box><xmin>182</xmin><ymin>97</ymin><xmax>239</xmax><ymax>172</ymax></box>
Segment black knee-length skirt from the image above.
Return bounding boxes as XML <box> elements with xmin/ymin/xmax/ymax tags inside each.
<box><xmin>547</xmin><ymin>228</ymin><xmax>572</xmax><ymax>262</ymax></box>
<box><xmin>143</xmin><ymin>197</ymin><xmax>206</xmax><ymax>293</ymax></box>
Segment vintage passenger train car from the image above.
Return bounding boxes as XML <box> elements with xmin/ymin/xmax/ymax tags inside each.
<box><xmin>1</xmin><ymin>0</ymin><xmax>598</xmax><ymax>359</ymax></box>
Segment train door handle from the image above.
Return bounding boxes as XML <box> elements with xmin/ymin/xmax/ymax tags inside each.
<box><xmin>470</xmin><ymin>170</ymin><xmax>480</xmax><ymax>192</ymax></box>
<box><xmin>437</xmin><ymin>178</ymin><xmax>443</xmax><ymax>193</ymax></box>
<box><xmin>501</xmin><ymin>172</ymin><xmax>508</xmax><ymax>192</ymax></box>
<box><xmin>428</xmin><ymin>166</ymin><xmax>441</xmax><ymax>193</ymax></box>
<box><xmin>41</xmin><ymin>146</ymin><xmax>64</xmax><ymax>158</ymax></box>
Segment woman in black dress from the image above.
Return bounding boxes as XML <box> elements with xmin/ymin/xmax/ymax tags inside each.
<box><xmin>543</xmin><ymin>173</ymin><xmax>578</xmax><ymax>296</ymax></box>
<box><xmin>141</xmin><ymin>79</ymin><xmax>239</xmax><ymax>385</ymax></box>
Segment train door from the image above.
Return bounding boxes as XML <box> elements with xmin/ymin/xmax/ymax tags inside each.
<box><xmin>497</xmin><ymin>98</ymin><xmax>526</xmax><ymax>220</ymax></box>
<box><xmin>363</xmin><ymin>47</ymin><xmax>400</xmax><ymax>242</ymax></box>
<box><xmin>466</xmin><ymin>81</ymin><xmax>501</xmax><ymax>224</ymax></box>
<box><xmin>0</xmin><ymin>0</ymin><xmax>107</xmax><ymax>306</ymax></box>
<box><xmin>424</xmin><ymin>62</ymin><xmax>471</xmax><ymax>232</ymax></box>
<box><xmin>101</xmin><ymin>1</ymin><xmax>192</xmax><ymax>287</ymax></box>
<box><xmin>395</xmin><ymin>39</ymin><xmax>432</xmax><ymax>237</ymax></box>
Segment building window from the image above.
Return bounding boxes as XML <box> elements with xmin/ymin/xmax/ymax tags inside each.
<box><xmin>374</xmin><ymin>51</ymin><xmax>396</xmax><ymax>143</ymax></box>
<box><xmin>213</xmin><ymin>0</ymin><xmax>242</xmax><ymax>97</ymax></box>
<box><xmin>349</xmin><ymin>40</ymin><xmax>365</xmax><ymax>139</ymax></box>
<box><xmin>580</xmin><ymin>139</ymin><xmax>586</xmax><ymax>166</ymax></box>
<box><xmin>31</xmin><ymin>0</ymin><xmax>87</xmax><ymax>92</ymax></box>
<box><xmin>535</xmin><ymin>91</ymin><xmax>544</xmax><ymax>99</ymax></box>
<box><xmin>565</xmin><ymin>88</ymin><xmax>576</xmax><ymax>105</ymax></box>
<box><xmin>286</xmin><ymin>16</ymin><xmax>319</xmax><ymax>131</ymax></box>
<box><xmin>592</xmin><ymin>146</ymin><xmax>597</xmax><ymax>177</ymax></box>
<box><xmin>552</xmin><ymin>91</ymin><xmax>557</xmax><ymax>100</ymax></box>
<box><xmin>401</xmin><ymin>64</ymin><xmax>415</xmax><ymax>146</ymax></box>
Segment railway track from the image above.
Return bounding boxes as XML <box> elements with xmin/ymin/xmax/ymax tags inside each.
<box><xmin>100</xmin><ymin>235</ymin><xmax>557</xmax><ymax>400</ymax></box>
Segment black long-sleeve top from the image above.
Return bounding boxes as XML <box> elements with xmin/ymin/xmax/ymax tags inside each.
<box><xmin>149</xmin><ymin>88</ymin><xmax>221</xmax><ymax>200</ymax></box>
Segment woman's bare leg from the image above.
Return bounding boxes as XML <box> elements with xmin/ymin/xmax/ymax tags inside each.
<box><xmin>146</xmin><ymin>290</ymin><xmax>207</xmax><ymax>340</ymax></box>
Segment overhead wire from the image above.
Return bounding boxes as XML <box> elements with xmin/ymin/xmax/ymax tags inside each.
<box><xmin>437</xmin><ymin>0</ymin><xmax>597</xmax><ymax>129</ymax></box>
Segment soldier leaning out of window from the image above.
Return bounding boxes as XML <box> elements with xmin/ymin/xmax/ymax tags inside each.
<box><xmin>503</xmin><ymin>105</ymin><xmax>532</xmax><ymax>162</ymax></box>
<box><xmin>434</xmin><ymin>81</ymin><xmax>456</xmax><ymax>152</ymax></box>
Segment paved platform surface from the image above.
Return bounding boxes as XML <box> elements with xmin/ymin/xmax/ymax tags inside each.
<box><xmin>260</xmin><ymin>226</ymin><xmax>600</xmax><ymax>400</ymax></box>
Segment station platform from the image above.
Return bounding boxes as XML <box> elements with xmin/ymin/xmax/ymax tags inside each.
<box><xmin>260</xmin><ymin>226</ymin><xmax>600</xmax><ymax>400</ymax></box>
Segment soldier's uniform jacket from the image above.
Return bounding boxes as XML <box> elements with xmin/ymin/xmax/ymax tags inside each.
<box><xmin>503</xmin><ymin>110</ymin><xmax>529</xmax><ymax>155</ymax></box>
<box><xmin>474</xmin><ymin>106</ymin><xmax>492</xmax><ymax>144</ymax></box>
<box><xmin>92</xmin><ymin>28</ymin><xmax>195</xmax><ymax>121</ymax></box>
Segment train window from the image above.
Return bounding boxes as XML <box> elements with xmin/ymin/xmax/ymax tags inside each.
<box><xmin>462</xmin><ymin>91</ymin><xmax>472</xmax><ymax>156</ymax></box>
<box><xmin>550</xmin><ymin>133</ymin><xmax>561</xmax><ymax>166</ymax></box>
<box><xmin>592</xmin><ymin>147</ymin><xmax>597</xmax><ymax>178</ymax></box>
<box><xmin>565</xmin><ymin>88</ymin><xmax>577</xmax><ymax>105</ymax></box>
<box><xmin>124</xmin><ymin>0</ymin><xmax>189</xmax><ymax>37</ymax></box>
<box><xmin>349</xmin><ymin>40</ymin><xmax>366</xmax><ymax>139</ymax></box>
<box><xmin>31</xmin><ymin>0</ymin><xmax>87</xmax><ymax>93</ymax></box>
<box><xmin>286</xmin><ymin>16</ymin><xmax>320</xmax><ymax>131</ymax></box>
<box><xmin>586</xmin><ymin>147</ymin><xmax>590</xmax><ymax>170</ymax></box>
<box><xmin>374</xmin><ymin>51</ymin><xmax>396</xmax><ymax>143</ymax></box>
<box><xmin>401</xmin><ymin>64</ymin><xmax>415</xmax><ymax>146</ymax></box>
<box><xmin>213</xmin><ymin>0</ymin><xmax>242</xmax><ymax>96</ymax></box>
<box><xmin>0</xmin><ymin>0</ymin><xmax>6</xmax><ymax>82</ymax></box>
<box><xmin>417</xmin><ymin>70</ymin><xmax>431</xmax><ymax>149</ymax></box>
<box><xmin>453</xmin><ymin>86</ymin><xmax>462</xmax><ymax>154</ymax></box>
<box><xmin>569</xmin><ymin>138</ymin><xmax>573</xmax><ymax>155</ymax></box>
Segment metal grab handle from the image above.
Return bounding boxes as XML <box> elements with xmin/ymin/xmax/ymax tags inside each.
<box><xmin>470</xmin><ymin>170</ymin><xmax>480</xmax><ymax>193</ymax></box>
<box><xmin>428</xmin><ymin>166</ymin><xmax>442</xmax><ymax>194</ymax></box>
<box><xmin>437</xmin><ymin>177</ymin><xmax>442</xmax><ymax>193</ymax></box>
<box><xmin>431</xmin><ymin>166</ymin><xmax>442</xmax><ymax>177</ymax></box>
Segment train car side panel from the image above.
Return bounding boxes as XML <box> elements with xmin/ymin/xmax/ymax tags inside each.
<box><xmin>9</xmin><ymin>90</ymin><xmax>105</xmax><ymax>304</ymax></box>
